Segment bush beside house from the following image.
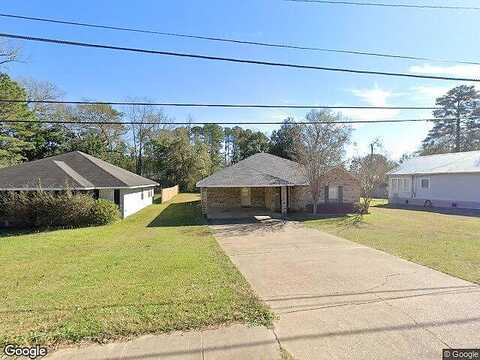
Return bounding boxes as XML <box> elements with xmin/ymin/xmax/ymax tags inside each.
<box><xmin>0</xmin><ymin>191</ymin><xmax>120</xmax><ymax>229</ymax></box>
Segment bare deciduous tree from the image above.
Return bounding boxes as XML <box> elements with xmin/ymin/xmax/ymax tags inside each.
<box><xmin>351</xmin><ymin>140</ymin><xmax>396</xmax><ymax>213</ymax></box>
<box><xmin>126</xmin><ymin>102</ymin><xmax>169</xmax><ymax>175</ymax></box>
<box><xmin>19</xmin><ymin>77</ymin><xmax>66</xmax><ymax>120</ymax></box>
<box><xmin>0</xmin><ymin>41</ymin><xmax>21</xmax><ymax>66</ymax></box>
<box><xmin>73</xmin><ymin>103</ymin><xmax>126</xmax><ymax>152</ymax></box>
<box><xmin>294</xmin><ymin>110</ymin><xmax>351</xmax><ymax>214</ymax></box>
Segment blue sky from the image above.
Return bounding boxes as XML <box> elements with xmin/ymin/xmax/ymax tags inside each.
<box><xmin>2</xmin><ymin>0</ymin><xmax>480</xmax><ymax>159</ymax></box>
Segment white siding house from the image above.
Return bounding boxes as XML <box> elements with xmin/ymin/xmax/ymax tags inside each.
<box><xmin>120</xmin><ymin>187</ymin><xmax>155</xmax><ymax>218</ymax></box>
<box><xmin>388</xmin><ymin>151</ymin><xmax>480</xmax><ymax>209</ymax></box>
<box><xmin>0</xmin><ymin>151</ymin><xmax>158</xmax><ymax>218</ymax></box>
<box><xmin>98</xmin><ymin>187</ymin><xmax>155</xmax><ymax>218</ymax></box>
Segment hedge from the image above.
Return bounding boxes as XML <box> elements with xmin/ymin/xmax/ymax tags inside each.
<box><xmin>0</xmin><ymin>191</ymin><xmax>120</xmax><ymax>229</ymax></box>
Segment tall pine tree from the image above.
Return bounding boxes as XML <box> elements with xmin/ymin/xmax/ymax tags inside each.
<box><xmin>0</xmin><ymin>73</ymin><xmax>36</xmax><ymax>167</ymax></box>
<box><xmin>421</xmin><ymin>85</ymin><xmax>480</xmax><ymax>154</ymax></box>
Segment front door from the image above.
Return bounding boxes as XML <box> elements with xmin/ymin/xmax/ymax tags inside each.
<box><xmin>241</xmin><ymin>187</ymin><xmax>251</xmax><ymax>207</ymax></box>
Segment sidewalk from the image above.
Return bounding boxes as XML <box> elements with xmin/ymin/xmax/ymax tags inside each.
<box><xmin>46</xmin><ymin>324</ymin><xmax>281</xmax><ymax>360</ymax></box>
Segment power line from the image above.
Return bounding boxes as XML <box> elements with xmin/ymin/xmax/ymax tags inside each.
<box><xmin>1</xmin><ymin>32</ymin><xmax>479</xmax><ymax>83</ymax></box>
<box><xmin>284</xmin><ymin>0</ymin><xmax>480</xmax><ymax>10</ymax></box>
<box><xmin>0</xmin><ymin>12</ymin><xmax>477</xmax><ymax>65</ymax></box>
<box><xmin>0</xmin><ymin>98</ymin><xmax>438</xmax><ymax>110</ymax></box>
<box><xmin>0</xmin><ymin>118</ymin><xmax>456</xmax><ymax>125</ymax></box>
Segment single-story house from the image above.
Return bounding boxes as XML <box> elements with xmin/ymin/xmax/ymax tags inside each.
<box><xmin>388</xmin><ymin>150</ymin><xmax>480</xmax><ymax>210</ymax></box>
<box><xmin>196</xmin><ymin>152</ymin><xmax>360</xmax><ymax>218</ymax></box>
<box><xmin>0</xmin><ymin>151</ymin><xmax>158</xmax><ymax>218</ymax></box>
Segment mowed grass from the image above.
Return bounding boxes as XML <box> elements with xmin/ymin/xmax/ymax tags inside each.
<box><xmin>303</xmin><ymin>204</ymin><xmax>480</xmax><ymax>284</ymax></box>
<box><xmin>0</xmin><ymin>194</ymin><xmax>272</xmax><ymax>347</ymax></box>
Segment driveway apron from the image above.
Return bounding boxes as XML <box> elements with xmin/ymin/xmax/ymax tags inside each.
<box><xmin>211</xmin><ymin>219</ymin><xmax>480</xmax><ymax>360</ymax></box>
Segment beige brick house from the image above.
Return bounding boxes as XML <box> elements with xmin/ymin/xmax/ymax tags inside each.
<box><xmin>196</xmin><ymin>153</ymin><xmax>360</xmax><ymax>218</ymax></box>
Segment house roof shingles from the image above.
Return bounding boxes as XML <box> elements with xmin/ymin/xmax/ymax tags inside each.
<box><xmin>389</xmin><ymin>150</ymin><xmax>480</xmax><ymax>176</ymax></box>
<box><xmin>196</xmin><ymin>153</ymin><xmax>308</xmax><ymax>187</ymax></box>
<box><xmin>0</xmin><ymin>151</ymin><xmax>158</xmax><ymax>190</ymax></box>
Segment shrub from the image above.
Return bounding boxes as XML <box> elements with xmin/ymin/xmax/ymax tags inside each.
<box><xmin>89</xmin><ymin>199</ymin><xmax>121</xmax><ymax>225</ymax></box>
<box><xmin>356</xmin><ymin>200</ymin><xmax>370</xmax><ymax>215</ymax></box>
<box><xmin>0</xmin><ymin>191</ymin><xmax>120</xmax><ymax>229</ymax></box>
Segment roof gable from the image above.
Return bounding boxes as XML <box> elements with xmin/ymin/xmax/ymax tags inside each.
<box><xmin>196</xmin><ymin>153</ymin><xmax>308</xmax><ymax>187</ymax></box>
<box><xmin>0</xmin><ymin>151</ymin><xmax>158</xmax><ymax>190</ymax></box>
<box><xmin>389</xmin><ymin>150</ymin><xmax>480</xmax><ymax>175</ymax></box>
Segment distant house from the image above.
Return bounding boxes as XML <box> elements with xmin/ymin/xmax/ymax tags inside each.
<box><xmin>196</xmin><ymin>153</ymin><xmax>360</xmax><ymax>218</ymax></box>
<box><xmin>388</xmin><ymin>150</ymin><xmax>480</xmax><ymax>210</ymax></box>
<box><xmin>0</xmin><ymin>151</ymin><xmax>158</xmax><ymax>218</ymax></box>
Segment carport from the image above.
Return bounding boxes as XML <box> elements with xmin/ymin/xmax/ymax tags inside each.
<box><xmin>201</xmin><ymin>186</ymin><xmax>289</xmax><ymax>220</ymax></box>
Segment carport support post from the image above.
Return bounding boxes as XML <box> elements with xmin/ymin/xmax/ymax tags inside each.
<box><xmin>281</xmin><ymin>186</ymin><xmax>287</xmax><ymax>218</ymax></box>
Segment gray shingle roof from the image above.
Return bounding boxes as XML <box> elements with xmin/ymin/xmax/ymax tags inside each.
<box><xmin>196</xmin><ymin>153</ymin><xmax>308</xmax><ymax>187</ymax></box>
<box><xmin>0</xmin><ymin>151</ymin><xmax>158</xmax><ymax>190</ymax></box>
<box><xmin>389</xmin><ymin>150</ymin><xmax>480</xmax><ymax>175</ymax></box>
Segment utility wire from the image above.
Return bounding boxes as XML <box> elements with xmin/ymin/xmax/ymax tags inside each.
<box><xmin>284</xmin><ymin>0</ymin><xmax>480</xmax><ymax>10</ymax></box>
<box><xmin>0</xmin><ymin>99</ymin><xmax>438</xmax><ymax>110</ymax></box>
<box><xmin>1</xmin><ymin>33</ymin><xmax>479</xmax><ymax>83</ymax></box>
<box><xmin>0</xmin><ymin>12</ymin><xmax>477</xmax><ymax>65</ymax></box>
<box><xmin>0</xmin><ymin>118</ymin><xmax>457</xmax><ymax>125</ymax></box>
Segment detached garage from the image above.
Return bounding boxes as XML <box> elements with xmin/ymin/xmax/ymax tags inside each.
<box><xmin>0</xmin><ymin>151</ymin><xmax>158</xmax><ymax>218</ymax></box>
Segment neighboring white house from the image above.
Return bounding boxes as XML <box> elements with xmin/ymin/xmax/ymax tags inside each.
<box><xmin>0</xmin><ymin>151</ymin><xmax>158</xmax><ymax>218</ymax></box>
<box><xmin>388</xmin><ymin>150</ymin><xmax>480</xmax><ymax>210</ymax></box>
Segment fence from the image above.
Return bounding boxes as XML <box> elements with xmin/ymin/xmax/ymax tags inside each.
<box><xmin>160</xmin><ymin>185</ymin><xmax>179</xmax><ymax>203</ymax></box>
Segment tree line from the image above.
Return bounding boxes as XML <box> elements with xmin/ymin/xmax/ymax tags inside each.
<box><xmin>0</xmin><ymin>72</ymin><xmax>300</xmax><ymax>191</ymax></box>
<box><xmin>2</xmin><ymin>38</ymin><xmax>480</xmax><ymax>202</ymax></box>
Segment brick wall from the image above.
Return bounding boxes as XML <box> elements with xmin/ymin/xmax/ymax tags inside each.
<box><xmin>201</xmin><ymin>186</ymin><xmax>281</xmax><ymax>214</ymax></box>
<box><xmin>203</xmin><ymin>187</ymin><xmax>241</xmax><ymax>212</ymax></box>
<box><xmin>290</xmin><ymin>186</ymin><xmax>312</xmax><ymax>211</ymax></box>
<box><xmin>201</xmin><ymin>188</ymin><xmax>208</xmax><ymax>215</ymax></box>
<box><xmin>200</xmin><ymin>169</ymin><xmax>360</xmax><ymax>215</ymax></box>
<box><xmin>265</xmin><ymin>187</ymin><xmax>281</xmax><ymax>211</ymax></box>
<box><xmin>290</xmin><ymin>169</ymin><xmax>360</xmax><ymax>211</ymax></box>
<box><xmin>251</xmin><ymin>187</ymin><xmax>265</xmax><ymax>207</ymax></box>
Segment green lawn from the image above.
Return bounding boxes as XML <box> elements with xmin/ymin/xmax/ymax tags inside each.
<box><xmin>303</xmin><ymin>204</ymin><xmax>480</xmax><ymax>284</ymax></box>
<box><xmin>0</xmin><ymin>194</ymin><xmax>272</xmax><ymax>347</ymax></box>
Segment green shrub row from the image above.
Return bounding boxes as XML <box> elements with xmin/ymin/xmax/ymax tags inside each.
<box><xmin>0</xmin><ymin>191</ymin><xmax>120</xmax><ymax>229</ymax></box>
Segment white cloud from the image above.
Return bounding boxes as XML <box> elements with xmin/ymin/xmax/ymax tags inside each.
<box><xmin>411</xmin><ymin>85</ymin><xmax>450</xmax><ymax>101</ymax></box>
<box><xmin>340</xmin><ymin>108</ymin><xmax>399</xmax><ymax>122</ymax></box>
<box><xmin>409</xmin><ymin>64</ymin><xmax>480</xmax><ymax>77</ymax></box>
<box><xmin>341</xmin><ymin>85</ymin><xmax>400</xmax><ymax>123</ymax></box>
<box><xmin>387</xmin><ymin>138</ymin><xmax>421</xmax><ymax>159</ymax></box>
<box><xmin>351</xmin><ymin>87</ymin><xmax>392</xmax><ymax>107</ymax></box>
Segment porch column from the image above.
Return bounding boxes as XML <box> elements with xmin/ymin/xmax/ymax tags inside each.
<box><xmin>201</xmin><ymin>188</ymin><xmax>208</xmax><ymax>215</ymax></box>
<box><xmin>281</xmin><ymin>186</ymin><xmax>287</xmax><ymax>216</ymax></box>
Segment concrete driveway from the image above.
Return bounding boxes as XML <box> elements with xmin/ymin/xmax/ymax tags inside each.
<box><xmin>211</xmin><ymin>219</ymin><xmax>480</xmax><ymax>360</ymax></box>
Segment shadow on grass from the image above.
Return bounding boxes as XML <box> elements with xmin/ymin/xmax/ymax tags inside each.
<box><xmin>375</xmin><ymin>203</ymin><xmax>480</xmax><ymax>218</ymax></box>
<box><xmin>148</xmin><ymin>201</ymin><xmax>206</xmax><ymax>227</ymax></box>
<box><xmin>210</xmin><ymin>217</ymin><xmax>287</xmax><ymax>237</ymax></box>
<box><xmin>0</xmin><ymin>228</ymin><xmax>40</xmax><ymax>238</ymax></box>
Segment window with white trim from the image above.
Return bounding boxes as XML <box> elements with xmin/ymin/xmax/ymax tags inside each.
<box><xmin>420</xmin><ymin>178</ymin><xmax>430</xmax><ymax>189</ymax></box>
<box><xmin>391</xmin><ymin>178</ymin><xmax>398</xmax><ymax>193</ymax></box>
<box><xmin>328</xmin><ymin>185</ymin><xmax>338</xmax><ymax>200</ymax></box>
<box><xmin>391</xmin><ymin>178</ymin><xmax>410</xmax><ymax>193</ymax></box>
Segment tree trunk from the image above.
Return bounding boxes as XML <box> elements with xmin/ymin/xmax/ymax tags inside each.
<box><xmin>455</xmin><ymin>104</ymin><xmax>461</xmax><ymax>152</ymax></box>
<box><xmin>313</xmin><ymin>200</ymin><xmax>317</xmax><ymax>214</ymax></box>
<box><xmin>456</xmin><ymin>115</ymin><xmax>461</xmax><ymax>152</ymax></box>
<box><xmin>137</xmin><ymin>147</ymin><xmax>143</xmax><ymax>175</ymax></box>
